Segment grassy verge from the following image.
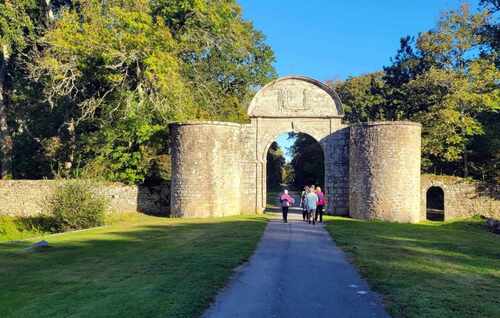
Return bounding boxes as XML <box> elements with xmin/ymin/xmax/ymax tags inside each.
<box><xmin>0</xmin><ymin>214</ymin><xmax>267</xmax><ymax>318</ymax></box>
<box><xmin>0</xmin><ymin>216</ymin><xmax>48</xmax><ymax>242</ymax></box>
<box><xmin>325</xmin><ymin>216</ymin><xmax>500</xmax><ymax>318</ymax></box>
<box><xmin>0</xmin><ymin>213</ymin><xmax>144</xmax><ymax>243</ymax></box>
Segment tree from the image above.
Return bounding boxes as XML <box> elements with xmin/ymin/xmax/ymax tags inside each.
<box><xmin>25</xmin><ymin>0</ymin><xmax>276</xmax><ymax>183</ymax></box>
<box><xmin>332</xmin><ymin>3</ymin><xmax>499</xmax><ymax>180</ymax></box>
<box><xmin>332</xmin><ymin>72</ymin><xmax>386</xmax><ymax>122</ymax></box>
<box><xmin>410</xmin><ymin>4</ymin><xmax>499</xmax><ymax>177</ymax></box>
<box><xmin>0</xmin><ymin>0</ymin><xmax>36</xmax><ymax>178</ymax></box>
<box><xmin>152</xmin><ymin>0</ymin><xmax>276</xmax><ymax>121</ymax></box>
<box><xmin>266</xmin><ymin>142</ymin><xmax>285</xmax><ymax>190</ymax></box>
<box><xmin>289</xmin><ymin>133</ymin><xmax>324</xmax><ymax>189</ymax></box>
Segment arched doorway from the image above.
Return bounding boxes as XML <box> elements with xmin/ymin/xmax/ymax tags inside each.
<box><xmin>265</xmin><ymin>132</ymin><xmax>325</xmax><ymax>210</ymax></box>
<box><xmin>426</xmin><ymin>186</ymin><xmax>445</xmax><ymax>221</ymax></box>
<box><xmin>248</xmin><ymin>76</ymin><xmax>348</xmax><ymax>216</ymax></box>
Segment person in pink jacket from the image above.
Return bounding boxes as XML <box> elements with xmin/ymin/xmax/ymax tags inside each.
<box><xmin>279</xmin><ymin>189</ymin><xmax>295</xmax><ymax>223</ymax></box>
<box><xmin>315</xmin><ymin>186</ymin><xmax>326</xmax><ymax>223</ymax></box>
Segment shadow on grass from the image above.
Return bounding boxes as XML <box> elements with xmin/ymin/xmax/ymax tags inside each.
<box><xmin>325</xmin><ymin>217</ymin><xmax>500</xmax><ymax>318</ymax></box>
<box><xmin>0</xmin><ymin>216</ymin><xmax>267</xmax><ymax>318</ymax></box>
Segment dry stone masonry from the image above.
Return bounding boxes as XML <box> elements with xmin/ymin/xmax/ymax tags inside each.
<box><xmin>1</xmin><ymin>77</ymin><xmax>498</xmax><ymax>222</ymax></box>
<box><xmin>349</xmin><ymin>122</ymin><xmax>421</xmax><ymax>222</ymax></box>
<box><xmin>170</xmin><ymin>122</ymin><xmax>242</xmax><ymax>217</ymax></box>
<box><xmin>170</xmin><ymin>76</ymin><xmax>425</xmax><ymax>222</ymax></box>
<box><xmin>421</xmin><ymin>174</ymin><xmax>499</xmax><ymax>220</ymax></box>
<box><xmin>0</xmin><ymin>180</ymin><xmax>170</xmax><ymax>216</ymax></box>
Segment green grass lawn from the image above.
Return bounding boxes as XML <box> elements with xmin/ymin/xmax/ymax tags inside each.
<box><xmin>325</xmin><ymin>216</ymin><xmax>500</xmax><ymax>318</ymax></box>
<box><xmin>0</xmin><ymin>214</ymin><xmax>267</xmax><ymax>318</ymax></box>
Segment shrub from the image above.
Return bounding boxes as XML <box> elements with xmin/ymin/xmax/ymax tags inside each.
<box><xmin>46</xmin><ymin>180</ymin><xmax>108</xmax><ymax>232</ymax></box>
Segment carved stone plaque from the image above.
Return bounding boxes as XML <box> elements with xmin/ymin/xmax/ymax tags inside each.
<box><xmin>277</xmin><ymin>88</ymin><xmax>310</xmax><ymax>112</ymax></box>
<box><xmin>248</xmin><ymin>76</ymin><xmax>342</xmax><ymax>118</ymax></box>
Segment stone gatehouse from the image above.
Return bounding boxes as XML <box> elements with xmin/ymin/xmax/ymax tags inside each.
<box><xmin>170</xmin><ymin>76</ymin><xmax>422</xmax><ymax>223</ymax></box>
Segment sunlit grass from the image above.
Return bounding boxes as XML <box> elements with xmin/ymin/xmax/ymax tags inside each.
<box><xmin>0</xmin><ymin>214</ymin><xmax>267</xmax><ymax>318</ymax></box>
<box><xmin>325</xmin><ymin>216</ymin><xmax>500</xmax><ymax>318</ymax></box>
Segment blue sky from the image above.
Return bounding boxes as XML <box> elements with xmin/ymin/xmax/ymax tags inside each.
<box><xmin>241</xmin><ymin>1</ymin><xmax>481</xmax><ymax>157</ymax></box>
<box><xmin>238</xmin><ymin>0</ymin><xmax>480</xmax><ymax>81</ymax></box>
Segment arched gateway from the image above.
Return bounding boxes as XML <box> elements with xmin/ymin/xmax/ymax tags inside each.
<box><xmin>170</xmin><ymin>76</ymin><xmax>422</xmax><ymax>223</ymax></box>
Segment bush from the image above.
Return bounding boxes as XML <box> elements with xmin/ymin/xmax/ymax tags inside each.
<box><xmin>46</xmin><ymin>180</ymin><xmax>108</xmax><ymax>232</ymax></box>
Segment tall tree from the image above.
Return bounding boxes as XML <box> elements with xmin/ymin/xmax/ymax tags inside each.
<box><xmin>27</xmin><ymin>0</ymin><xmax>276</xmax><ymax>183</ymax></box>
<box><xmin>152</xmin><ymin>0</ymin><xmax>276</xmax><ymax>121</ymax></box>
<box><xmin>266</xmin><ymin>141</ymin><xmax>285</xmax><ymax>190</ymax></box>
<box><xmin>333</xmin><ymin>3</ymin><xmax>499</xmax><ymax>180</ymax></box>
<box><xmin>289</xmin><ymin>133</ymin><xmax>324</xmax><ymax>189</ymax></box>
<box><xmin>0</xmin><ymin>0</ymin><xmax>36</xmax><ymax>178</ymax></box>
<box><xmin>411</xmin><ymin>4</ymin><xmax>499</xmax><ymax>177</ymax></box>
<box><xmin>332</xmin><ymin>72</ymin><xmax>386</xmax><ymax>122</ymax></box>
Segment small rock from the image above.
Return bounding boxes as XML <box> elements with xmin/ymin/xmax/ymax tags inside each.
<box><xmin>32</xmin><ymin>240</ymin><xmax>49</xmax><ymax>248</ymax></box>
<box><xmin>486</xmin><ymin>218</ymin><xmax>500</xmax><ymax>234</ymax></box>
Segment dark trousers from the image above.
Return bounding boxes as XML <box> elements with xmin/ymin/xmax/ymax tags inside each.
<box><xmin>315</xmin><ymin>205</ymin><xmax>324</xmax><ymax>223</ymax></box>
<box><xmin>302</xmin><ymin>209</ymin><xmax>307</xmax><ymax>220</ymax></box>
<box><xmin>307</xmin><ymin>209</ymin><xmax>315</xmax><ymax>224</ymax></box>
<box><xmin>282</xmin><ymin>206</ymin><xmax>289</xmax><ymax>222</ymax></box>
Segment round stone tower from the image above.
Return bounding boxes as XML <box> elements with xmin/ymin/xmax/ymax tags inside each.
<box><xmin>170</xmin><ymin>122</ymin><xmax>241</xmax><ymax>217</ymax></box>
<box><xmin>349</xmin><ymin>121</ymin><xmax>421</xmax><ymax>223</ymax></box>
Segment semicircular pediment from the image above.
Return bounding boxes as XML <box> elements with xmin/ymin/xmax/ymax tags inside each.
<box><xmin>247</xmin><ymin>76</ymin><xmax>343</xmax><ymax>118</ymax></box>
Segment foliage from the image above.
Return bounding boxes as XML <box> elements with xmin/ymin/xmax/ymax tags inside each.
<box><xmin>288</xmin><ymin>133</ymin><xmax>324</xmax><ymax>189</ymax></box>
<box><xmin>0</xmin><ymin>0</ymin><xmax>275</xmax><ymax>184</ymax></box>
<box><xmin>46</xmin><ymin>180</ymin><xmax>108</xmax><ymax>232</ymax></box>
<box><xmin>0</xmin><ymin>215</ymin><xmax>267</xmax><ymax>317</ymax></box>
<box><xmin>266</xmin><ymin>141</ymin><xmax>285</xmax><ymax>190</ymax></box>
<box><xmin>153</xmin><ymin>0</ymin><xmax>276</xmax><ymax>121</ymax></box>
<box><xmin>332</xmin><ymin>72</ymin><xmax>386</xmax><ymax>122</ymax></box>
<box><xmin>325</xmin><ymin>216</ymin><xmax>500</xmax><ymax>318</ymax></box>
<box><xmin>333</xmin><ymin>4</ymin><xmax>499</xmax><ymax>181</ymax></box>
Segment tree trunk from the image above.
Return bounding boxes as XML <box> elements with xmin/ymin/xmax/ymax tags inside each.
<box><xmin>63</xmin><ymin>117</ymin><xmax>76</xmax><ymax>175</ymax></box>
<box><xmin>0</xmin><ymin>45</ymin><xmax>13</xmax><ymax>179</ymax></box>
<box><xmin>463</xmin><ymin>145</ymin><xmax>469</xmax><ymax>178</ymax></box>
<box><xmin>43</xmin><ymin>0</ymin><xmax>55</xmax><ymax>26</ymax></box>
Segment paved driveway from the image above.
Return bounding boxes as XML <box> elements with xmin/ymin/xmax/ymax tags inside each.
<box><xmin>203</xmin><ymin>211</ymin><xmax>390</xmax><ymax>318</ymax></box>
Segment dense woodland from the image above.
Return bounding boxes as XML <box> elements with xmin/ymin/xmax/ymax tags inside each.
<box><xmin>0</xmin><ymin>0</ymin><xmax>275</xmax><ymax>183</ymax></box>
<box><xmin>0</xmin><ymin>0</ymin><xmax>498</xmax><ymax>186</ymax></box>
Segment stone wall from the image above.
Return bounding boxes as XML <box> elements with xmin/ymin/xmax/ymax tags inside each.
<box><xmin>349</xmin><ymin>122</ymin><xmax>422</xmax><ymax>223</ymax></box>
<box><xmin>0</xmin><ymin>180</ymin><xmax>170</xmax><ymax>216</ymax></box>
<box><xmin>421</xmin><ymin>174</ymin><xmax>499</xmax><ymax>220</ymax></box>
<box><xmin>239</xmin><ymin>123</ymin><xmax>259</xmax><ymax>214</ymax></box>
<box><xmin>166</xmin><ymin>76</ymin><xmax>428</xmax><ymax>223</ymax></box>
<box><xmin>170</xmin><ymin>122</ymin><xmax>241</xmax><ymax>217</ymax></box>
<box><xmin>321</xmin><ymin>126</ymin><xmax>350</xmax><ymax>216</ymax></box>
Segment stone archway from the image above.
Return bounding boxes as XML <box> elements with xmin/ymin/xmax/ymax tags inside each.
<box><xmin>170</xmin><ymin>75</ymin><xmax>422</xmax><ymax>223</ymax></box>
<box><xmin>246</xmin><ymin>76</ymin><xmax>349</xmax><ymax>215</ymax></box>
<box><xmin>262</xmin><ymin>131</ymin><xmax>325</xmax><ymax>208</ymax></box>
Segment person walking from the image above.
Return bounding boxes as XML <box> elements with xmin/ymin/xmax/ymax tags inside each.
<box><xmin>300</xmin><ymin>186</ymin><xmax>309</xmax><ymax>221</ymax></box>
<box><xmin>279</xmin><ymin>189</ymin><xmax>295</xmax><ymax>223</ymax></box>
<box><xmin>304</xmin><ymin>187</ymin><xmax>319</xmax><ymax>224</ymax></box>
<box><xmin>315</xmin><ymin>186</ymin><xmax>325</xmax><ymax>223</ymax></box>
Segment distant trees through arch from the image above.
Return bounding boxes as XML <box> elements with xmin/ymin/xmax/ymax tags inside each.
<box><xmin>266</xmin><ymin>132</ymin><xmax>324</xmax><ymax>193</ymax></box>
<box><xmin>426</xmin><ymin>186</ymin><xmax>445</xmax><ymax>221</ymax></box>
